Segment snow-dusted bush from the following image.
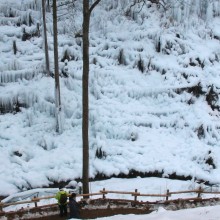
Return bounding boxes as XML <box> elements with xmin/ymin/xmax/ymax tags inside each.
<box><xmin>136</xmin><ymin>56</ymin><xmax>145</xmax><ymax>73</ymax></box>
<box><xmin>95</xmin><ymin>147</ymin><xmax>107</xmax><ymax>159</ymax></box>
<box><xmin>205</xmin><ymin>85</ymin><xmax>219</xmax><ymax>111</ymax></box>
<box><xmin>60</xmin><ymin>44</ymin><xmax>81</xmax><ymax>62</ymax></box>
<box><xmin>187</xmin><ymin>83</ymin><xmax>205</xmax><ymax>98</ymax></box>
<box><xmin>60</xmin><ymin>45</ymin><xmax>73</xmax><ymax>62</ymax></box>
<box><xmin>159</xmin><ymin>34</ymin><xmax>188</xmax><ymax>55</ymax></box>
<box><xmin>4</xmin><ymin>7</ymin><xmax>17</xmax><ymax>17</ymax></box>
<box><xmin>12</xmin><ymin>39</ymin><xmax>17</xmax><ymax>55</ymax></box>
<box><xmin>155</xmin><ymin>35</ymin><xmax>161</xmax><ymax>53</ymax></box>
<box><xmin>118</xmin><ymin>49</ymin><xmax>127</xmax><ymax>65</ymax></box>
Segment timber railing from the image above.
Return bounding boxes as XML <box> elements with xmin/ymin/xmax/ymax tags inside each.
<box><xmin>1</xmin><ymin>186</ymin><xmax>220</xmax><ymax>212</ymax></box>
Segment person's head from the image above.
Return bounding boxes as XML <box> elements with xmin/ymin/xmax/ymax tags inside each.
<box><xmin>71</xmin><ymin>193</ymin><xmax>76</xmax><ymax>199</ymax></box>
<box><xmin>59</xmin><ymin>186</ymin><xmax>64</xmax><ymax>191</ymax></box>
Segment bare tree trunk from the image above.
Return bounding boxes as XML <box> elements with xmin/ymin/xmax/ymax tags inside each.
<box><xmin>82</xmin><ymin>0</ymin><xmax>102</xmax><ymax>198</ymax></box>
<box><xmin>42</xmin><ymin>0</ymin><xmax>50</xmax><ymax>76</ymax></box>
<box><xmin>46</xmin><ymin>0</ymin><xmax>51</xmax><ymax>12</ymax></box>
<box><xmin>82</xmin><ymin>0</ymin><xmax>90</xmax><ymax>197</ymax></box>
<box><xmin>53</xmin><ymin>0</ymin><xmax>62</xmax><ymax>133</ymax></box>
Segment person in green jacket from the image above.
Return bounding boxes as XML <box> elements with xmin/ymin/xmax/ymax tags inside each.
<box><xmin>55</xmin><ymin>186</ymin><xmax>68</xmax><ymax>217</ymax></box>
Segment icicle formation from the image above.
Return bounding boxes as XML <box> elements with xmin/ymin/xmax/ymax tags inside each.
<box><xmin>0</xmin><ymin>0</ymin><xmax>41</xmax><ymax>27</ymax></box>
<box><xmin>0</xmin><ymin>70</ymin><xmax>38</xmax><ymax>83</ymax></box>
<box><xmin>0</xmin><ymin>0</ymin><xmax>41</xmax><ymax>14</ymax></box>
<box><xmin>168</xmin><ymin>0</ymin><xmax>220</xmax><ymax>24</ymax></box>
<box><xmin>0</xmin><ymin>90</ymin><xmax>39</xmax><ymax>114</ymax></box>
<box><xmin>20</xmin><ymin>0</ymin><xmax>42</xmax><ymax>11</ymax></box>
<box><xmin>0</xmin><ymin>89</ymin><xmax>57</xmax><ymax>116</ymax></box>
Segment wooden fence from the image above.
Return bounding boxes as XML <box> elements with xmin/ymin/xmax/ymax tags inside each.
<box><xmin>1</xmin><ymin>186</ymin><xmax>220</xmax><ymax>212</ymax></box>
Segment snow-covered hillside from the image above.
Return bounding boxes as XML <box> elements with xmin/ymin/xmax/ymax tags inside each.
<box><xmin>0</xmin><ymin>0</ymin><xmax>220</xmax><ymax>196</ymax></box>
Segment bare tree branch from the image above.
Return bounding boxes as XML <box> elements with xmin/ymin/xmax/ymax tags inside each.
<box><xmin>129</xmin><ymin>0</ymin><xmax>167</xmax><ymax>12</ymax></box>
<box><xmin>89</xmin><ymin>0</ymin><xmax>102</xmax><ymax>14</ymax></box>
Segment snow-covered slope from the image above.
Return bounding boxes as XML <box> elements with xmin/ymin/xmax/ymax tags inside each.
<box><xmin>0</xmin><ymin>0</ymin><xmax>220</xmax><ymax>196</ymax></box>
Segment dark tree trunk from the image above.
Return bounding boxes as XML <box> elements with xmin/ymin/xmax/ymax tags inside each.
<box><xmin>53</xmin><ymin>0</ymin><xmax>62</xmax><ymax>133</ymax></box>
<box><xmin>82</xmin><ymin>0</ymin><xmax>90</xmax><ymax>197</ymax></box>
<box><xmin>46</xmin><ymin>0</ymin><xmax>51</xmax><ymax>12</ymax></box>
<box><xmin>42</xmin><ymin>0</ymin><xmax>50</xmax><ymax>76</ymax></box>
<box><xmin>82</xmin><ymin>0</ymin><xmax>102</xmax><ymax>198</ymax></box>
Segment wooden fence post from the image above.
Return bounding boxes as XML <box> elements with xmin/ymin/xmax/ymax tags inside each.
<box><xmin>0</xmin><ymin>203</ymin><xmax>3</xmax><ymax>212</ymax></box>
<box><xmin>102</xmin><ymin>188</ymin><xmax>106</xmax><ymax>199</ymax></box>
<box><xmin>134</xmin><ymin>189</ymin><xmax>138</xmax><ymax>202</ymax></box>
<box><xmin>32</xmin><ymin>196</ymin><xmax>38</xmax><ymax>207</ymax></box>
<box><xmin>197</xmin><ymin>186</ymin><xmax>202</xmax><ymax>198</ymax></box>
<box><xmin>166</xmin><ymin>189</ymin><xmax>169</xmax><ymax>201</ymax></box>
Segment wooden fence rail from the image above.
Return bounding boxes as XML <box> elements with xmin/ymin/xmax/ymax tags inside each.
<box><xmin>0</xmin><ymin>186</ymin><xmax>220</xmax><ymax>212</ymax></box>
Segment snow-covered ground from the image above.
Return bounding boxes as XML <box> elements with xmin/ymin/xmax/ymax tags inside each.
<box><xmin>93</xmin><ymin>205</ymin><xmax>220</xmax><ymax>220</ymax></box>
<box><xmin>0</xmin><ymin>0</ymin><xmax>220</xmax><ymax>199</ymax></box>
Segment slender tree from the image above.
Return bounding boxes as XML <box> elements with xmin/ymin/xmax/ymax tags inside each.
<box><xmin>53</xmin><ymin>0</ymin><xmax>62</xmax><ymax>133</ymax></box>
<box><xmin>82</xmin><ymin>0</ymin><xmax>101</xmax><ymax>197</ymax></box>
<box><xmin>46</xmin><ymin>0</ymin><xmax>51</xmax><ymax>12</ymax></box>
<box><xmin>42</xmin><ymin>0</ymin><xmax>50</xmax><ymax>76</ymax></box>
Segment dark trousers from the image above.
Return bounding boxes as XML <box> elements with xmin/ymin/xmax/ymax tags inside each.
<box><xmin>59</xmin><ymin>204</ymin><xmax>67</xmax><ymax>217</ymax></box>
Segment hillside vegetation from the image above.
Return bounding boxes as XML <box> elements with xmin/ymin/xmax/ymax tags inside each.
<box><xmin>0</xmin><ymin>0</ymin><xmax>220</xmax><ymax>196</ymax></box>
